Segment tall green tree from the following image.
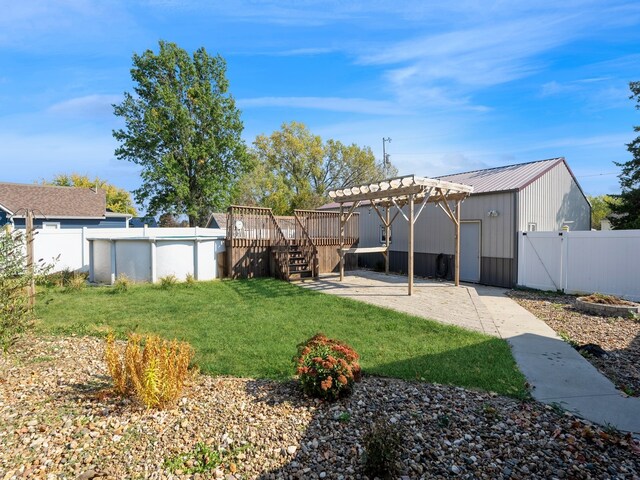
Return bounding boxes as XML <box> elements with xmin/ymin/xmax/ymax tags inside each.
<box><xmin>610</xmin><ymin>81</ymin><xmax>640</xmax><ymax>229</ymax></box>
<box><xmin>43</xmin><ymin>174</ymin><xmax>137</xmax><ymax>216</ymax></box>
<box><xmin>113</xmin><ymin>41</ymin><xmax>249</xmax><ymax>226</ymax></box>
<box><xmin>234</xmin><ymin>122</ymin><xmax>396</xmax><ymax>214</ymax></box>
<box><xmin>588</xmin><ymin>194</ymin><xmax>620</xmax><ymax>230</ymax></box>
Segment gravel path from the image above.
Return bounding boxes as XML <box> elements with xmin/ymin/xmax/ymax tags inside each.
<box><xmin>1</xmin><ymin>335</ymin><xmax>639</xmax><ymax>479</ymax></box>
<box><xmin>508</xmin><ymin>290</ymin><xmax>640</xmax><ymax>397</ymax></box>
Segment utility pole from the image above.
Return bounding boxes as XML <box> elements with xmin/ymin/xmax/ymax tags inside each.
<box><xmin>382</xmin><ymin>137</ymin><xmax>392</xmax><ymax>174</ymax></box>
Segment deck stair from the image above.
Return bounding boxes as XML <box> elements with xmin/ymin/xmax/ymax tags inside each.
<box><xmin>288</xmin><ymin>243</ymin><xmax>314</xmax><ymax>280</ymax></box>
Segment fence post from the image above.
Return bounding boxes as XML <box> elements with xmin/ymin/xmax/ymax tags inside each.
<box><xmin>82</xmin><ymin>227</ymin><xmax>88</xmax><ymax>270</ymax></box>
<box><xmin>110</xmin><ymin>240</ymin><xmax>117</xmax><ymax>285</ymax></box>
<box><xmin>561</xmin><ymin>231</ymin><xmax>568</xmax><ymax>292</ymax></box>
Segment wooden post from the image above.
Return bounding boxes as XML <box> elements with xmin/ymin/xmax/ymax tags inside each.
<box><xmin>408</xmin><ymin>194</ymin><xmax>414</xmax><ymax>296</ymax></box>
<box><xmin>25</xmin><ymin>210</ymin><xmax>35</xmax><ymax>307</ymax></box>
<box><xmin>339</xmin><ymin>203</ymin><xmax>345</xmax><ymax>281</ymax></box>
<box><xmin>385</xmin><ymin>206</ymin><xmax>390</xmax><ymax>274</ymax></box>
<box><xmin>455</xmin><ymin>199</ymin><xmax>461</xmax><ymax>287</ymax></box>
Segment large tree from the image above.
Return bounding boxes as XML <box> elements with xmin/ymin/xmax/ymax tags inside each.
<box><xmin>113</xmin><ymin>41</ymin><xmax>249</xmax><ymax>226</ymax></box>
<box><xmin>588</xmin><ymin>194</ymin><xmax>619</xmax><ymax>230</ymax></box>
<box><xmin>234</xmin><ymin>122</ymin><xmax>396</xmax><ymax>214</ymax></box>
<box><xmin>44</xmin><ymin>174</ymin><xmax>137</xmax><ymax>216</ymax></box>
<box><xmin>610</xmin><ymin>81</ymin><xmax>640</xmax><ymax>229</ymax></box>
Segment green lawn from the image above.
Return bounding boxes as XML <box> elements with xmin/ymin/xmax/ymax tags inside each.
<box><xmin>35</xmin><ymin>278</ymin><xmax>527</xmax><ymax>397</ymax></box>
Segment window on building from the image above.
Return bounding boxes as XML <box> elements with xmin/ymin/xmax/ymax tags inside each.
<box><xmin>527</xmin><ymin>222</ymin><xmax>537</xmax><ymax>232</ymax></box>
<box><xmin>42</xmin><ymin>222</ymin><xmax>61</xmax><ymax>230</ymax></box>
<box><xmin>380</xmin><ymin>225</ymin><xmax>392</xmax><ymax>244</ymax></box>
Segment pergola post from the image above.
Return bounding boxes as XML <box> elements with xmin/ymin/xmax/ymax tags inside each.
<box><xmin>408</xmin><ymin>194</ymin><xmax>414</xmax><ymax>296</ymax></box>
<box><xmin>339</xmin><ymin>203</ymin><xmax>345</xmax><ymax>281</ymax></box>
<box><xmin>455</xmin><ymin>199</ymin><xmax>461</xmax><ymax>286</ymax></box>
<box><xmin>385</xmin><ymin>206</ymin><xmax>390</xmax><ymax>274</ymax></box>
<box><xmin>327</xmin><ymin>175</ymin><xmax>472</xmax><ymax>293</ymax></box>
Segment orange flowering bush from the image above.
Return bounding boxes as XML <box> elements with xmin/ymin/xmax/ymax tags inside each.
<box><xmin>293</xmin><ymin>333</ymin><xmax>361</xmax><ymax>401</ymax></box>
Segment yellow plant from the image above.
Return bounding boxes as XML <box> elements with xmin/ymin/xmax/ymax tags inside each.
<box><xmin>105</xmin><ymin>332</ymin><xmax>194</xmax><ymax>409</ymax></box>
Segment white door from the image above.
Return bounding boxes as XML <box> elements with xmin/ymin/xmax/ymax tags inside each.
<box><xmin>460</xmin><ymin>221</ymin><xmax>481</xmax><ymax>283</ymax></box>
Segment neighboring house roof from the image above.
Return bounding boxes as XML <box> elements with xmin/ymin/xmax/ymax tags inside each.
<box><xmin>130</xmin><ymin>216</ymin><xmax>158</xmax><ymax>227</ymax></box>
<box><xmin>319</xmin><ymin>157</ymin><xmax>583</xmax><ymax>209</ymax></box>
<box><xmin>0</xmin><ymin>182</ymin><xmax>107</xmax><ymax>218</ymax></box>
<box><xmin>435</xmin><ymin>157</ymin><xmax>565</xmax><ymax>194</ymax></box>
<box><xmin>207</xmin><ymin>212</ymin><xmax>228</xmax><ymax>230</ymax></box>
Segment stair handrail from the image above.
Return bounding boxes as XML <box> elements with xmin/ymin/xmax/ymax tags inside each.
<box><xmin>294</xmin><ymin>211</ymin><xmax>319</xmax><ymax>278</ymax></box>
<box><xmin>268</xmin><ymin>210</ymin><xmax>290</xmax><ymax>281</ymax></box>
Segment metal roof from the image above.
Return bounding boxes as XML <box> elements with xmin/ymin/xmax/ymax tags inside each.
<box><xmin>435</xmin><ymin>157</ymin><xmax>564</xmax><ymax>194</ymax></box>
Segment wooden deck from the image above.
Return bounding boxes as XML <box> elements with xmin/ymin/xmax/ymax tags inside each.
<box><xmin>226</xmin><ymin>206</ymin><xmax>358</xmax><ymax>280</ymax></box>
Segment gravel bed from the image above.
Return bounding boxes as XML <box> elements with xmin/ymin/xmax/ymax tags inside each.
<box><xmin>508</xmin><ymin>290</ymin><xmax>640</xmax><ymax>397</ymax></box>
<box><xmin>1</xmin><ymin>335</ymin><xmax>639</xmax><ymax>479</ymax></box>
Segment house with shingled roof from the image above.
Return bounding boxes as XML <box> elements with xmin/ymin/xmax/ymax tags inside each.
<box><xmin>0</xmin><ymin>182</ymin><xmax>131</xmax><ymax>230</ymax></box>
<box><xmin>320</xmin><ymin>157</ymin><xmax>591</xmax><ymax>288</ymax></box>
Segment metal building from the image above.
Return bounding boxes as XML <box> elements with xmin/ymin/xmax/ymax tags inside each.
<box><xmin>320</xmin><ymin>157</ymin><xmax>591</xmax><ymax>288</ymax></box>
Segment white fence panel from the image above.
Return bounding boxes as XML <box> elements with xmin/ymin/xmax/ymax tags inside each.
<box><xmin>517</xmin><ymin>232</ymin><xmax>563</xmax><ymax>291</ymax></box>
<box><xmin>33</xmin><ymin>229</ymin><xmax>86</xmax><ymax>271</ymax></box>
<box><xmin>564</xmin><ymin>231</ymin><xmax>640</xmax><ymax>299</ymax></box>
<box><xmin>29</xmin><ymin>227</ymin><xmax>226</xmax><ymax>275</ymax></box>
<box><xmin>518</xmin><ymin>230</ymin><xmax>640</xmax><ymax>301</ymax></box>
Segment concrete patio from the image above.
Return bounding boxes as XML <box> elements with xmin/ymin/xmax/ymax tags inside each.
<box><xmin>299</xmin><ymin>270</ymin><xmax>640</xmax><ymax>433</ymax></box>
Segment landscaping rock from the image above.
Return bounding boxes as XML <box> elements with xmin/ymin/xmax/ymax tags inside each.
<box><xmin>0</xmin><ymin>335</ymin><xmax>639</xmax><ymax>479</ymax></box>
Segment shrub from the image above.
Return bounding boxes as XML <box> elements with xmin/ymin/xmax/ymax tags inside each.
<box><xmin>362</xmin><ymin>419</ymin><xmax>403</xmax><ymax>479</ymax></box>
<box><xmin>64</xmin><ymin>273</ymin><xmax>87</xmax><ymax>292</ymax></box>
<box><xmin>293</xmin><ymin>333</ymin><xmax>361</xmax><ymax>401</ymax></box>
<box><xmin>160</xmin><ymin>274</ymin><xmax>178</xmax><ymax>289</ymax></box>
<box><xmin>112</xmin><ymin>274</ymin><xmax>131</xmax><ymax>293</ymax></box>
<box><xmin>0</xmin><ymin>227</ymin><xmax>54</xmax><ymax>350</ymax></box>
<box><xmin>105</xmin><ymin>332</ymin><xmax>195</xmax><ymax>409</ymax></box>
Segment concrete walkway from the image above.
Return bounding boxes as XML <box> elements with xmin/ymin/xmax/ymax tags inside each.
<box><xmin>299</xmin><ymin>270</ymin><xmax>640</xmax><ymax>433</ymax></box>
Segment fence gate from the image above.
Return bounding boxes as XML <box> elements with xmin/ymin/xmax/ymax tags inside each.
<box><xmin>517</xmin><ymin>232</ymin><xmax>563</xmax><ymax>291</ymax></box>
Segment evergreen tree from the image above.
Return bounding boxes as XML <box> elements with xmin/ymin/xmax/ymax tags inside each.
<box><xmin>610</xmin><ymin>81</ymin><xmax>640</xmax><ymax>229</ymax></box>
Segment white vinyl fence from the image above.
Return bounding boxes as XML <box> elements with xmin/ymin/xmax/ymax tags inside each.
<box><xmin>31</xmin><ymin>227</ymin><xmax>226</xmax><ymax>281</ymax></box>
<box><xmin>518</xmin><ymin>230</ymin><xmax>640</xmax><ymax>301</ymax></box>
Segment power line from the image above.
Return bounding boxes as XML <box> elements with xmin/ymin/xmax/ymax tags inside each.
<box><xmin>576</xmin><ymin>172</ymin><xmax>619</xmax><ymax>178</ymax></box>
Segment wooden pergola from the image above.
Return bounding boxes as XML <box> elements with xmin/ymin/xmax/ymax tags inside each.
<box><xmin>328</xmin><ymin>174</ymin><xmax>473</xmax><ymax>295</ymax></box>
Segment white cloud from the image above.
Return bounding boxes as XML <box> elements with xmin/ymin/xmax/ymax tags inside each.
<box><xmin>0</xmin><ymin>1</ymin><xmax>144</xmax><ymax>52</ymax></box>
<box><xmin>238</xmin><ymin>96</ymin><xmax>407</xmax><ymax>115</ymax></box>
<box><xmin>47</xmin><ymin>94</ymin><xmax>122</xmax><ymax>119</ymax></box>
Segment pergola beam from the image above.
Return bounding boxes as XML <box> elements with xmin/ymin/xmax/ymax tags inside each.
<box><xmin>329</xmin><ymin>174</ymin><xmax>473</xmax><ymax>295</ymax></box>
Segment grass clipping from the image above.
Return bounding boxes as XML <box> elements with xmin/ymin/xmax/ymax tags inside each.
<box><xmin>105</xmin><ymin>333</ymin><xmax>194</xmax><ymax>409</ymax></box>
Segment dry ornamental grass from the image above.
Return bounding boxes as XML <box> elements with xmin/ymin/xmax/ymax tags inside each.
<box><xmin>105</xmin><ymin>333</ymin><xmax>194</xmax><ymax>409</ymax></box>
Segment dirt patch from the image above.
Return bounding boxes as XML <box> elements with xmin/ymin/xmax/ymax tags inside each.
<box><xmin>508</xmin><ymin>290</ymin><xmax>640</xmax><ymax>397</ymax></box>
<box><xmin>581</xmin><ymin>294</ymin><xmax>638</xmax><ymax>306</ymax></box>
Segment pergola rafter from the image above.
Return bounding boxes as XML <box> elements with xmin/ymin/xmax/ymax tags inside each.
<box><xmin>328</xmin><ymin>174</ymin><xmax>473</xmax><ymax>295</ymax></box>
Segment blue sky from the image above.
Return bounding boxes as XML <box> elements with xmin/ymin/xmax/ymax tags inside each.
<box><xmin>1</xmin><ymin>0</ymin><xmax>639</xmax><ymax>206</ymax></box>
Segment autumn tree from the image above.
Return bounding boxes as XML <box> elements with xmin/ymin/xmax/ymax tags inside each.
<box><xmin>610</xmin><ymin>81</ymin><xmax>640</xmax><ymax>229</ymax></box>
<box><xmin>44</xmin><ymin>174</ymin><xmax>137</xmax><ymax>215</ymax></box>
<box><xmin>113</xmin><ymin>41</ymin><xmax>249</xmax><ymax>226</ymax></box>
<box><xmin>234</xmin><ymin>122</ymin><xmax>395</xmax><ymax>214</ymax></box>
<box><xmin>588</xmin><ymin>195</ymin><xmax>620</xmax><ymax>230</ymax></box>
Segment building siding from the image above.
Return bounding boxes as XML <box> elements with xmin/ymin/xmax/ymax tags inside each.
<box><xmin>518</xmin><ymin>162</ymin><xmax>591</xmax><ymax>232</ymax></box>
<box><xmin>358</xmin><ymin>192</ymin><xmax>516</xmax><ymax>259</ymax></box>
<box><xmin>358</xmin><ymin>251</ymin><xmax>515</xmax><ymax>287</ymax></box>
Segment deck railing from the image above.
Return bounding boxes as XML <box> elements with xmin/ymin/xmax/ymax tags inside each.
<box><xmin>227</xmin><ymin>205</ymin><xmax>290</xmax><ymax>280</ymax></box>
<box><xmin>294</xmin><ymin>209</ymin><xmax>359</xmax><ymax>246</ymax></box>
<box><xmin>227</xmin><ymin>205</ymin><xmax>274</xmax><ymax>245</ymax></box>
